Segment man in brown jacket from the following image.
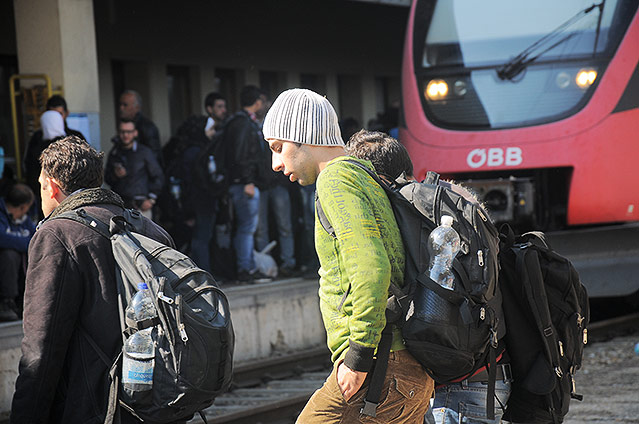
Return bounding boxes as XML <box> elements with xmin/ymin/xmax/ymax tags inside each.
<box><xmin>11</xmin><ymin>136</ymin><xmax>173</xmax><ymax>423</ymax></box>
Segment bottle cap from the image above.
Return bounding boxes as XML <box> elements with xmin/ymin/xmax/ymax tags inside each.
<box><xmin>441</xmin><ymin>215</ymin><xmax>454</xmax><ymax>226</ymax></box>
<box><xmin>137</xmin><ymin>282</ymin><xmax>148</xmax><ymax>290</ymax></box>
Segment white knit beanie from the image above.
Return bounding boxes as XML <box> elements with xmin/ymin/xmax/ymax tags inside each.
<box><xmin>263</xmin><ymin>88</ymin><xmax>344</xmax><ymax>146</ymax></box>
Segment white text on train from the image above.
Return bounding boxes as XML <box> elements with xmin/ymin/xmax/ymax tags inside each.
<box><xmin>467</xmin><ymin>147</ymin><xmax>522</xmax><ymax>168</ymax></box>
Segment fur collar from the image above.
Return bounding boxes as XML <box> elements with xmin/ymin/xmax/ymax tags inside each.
<box><xmin>49</xmin><ymin>188</ymin><xmax>124</xmax><ymax>219</ymax></box>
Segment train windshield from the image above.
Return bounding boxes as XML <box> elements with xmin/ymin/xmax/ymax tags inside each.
<box><xmin>415</xmin><ymin>0</ymin><xmax>637</xmax><ymax>129</ymax></box>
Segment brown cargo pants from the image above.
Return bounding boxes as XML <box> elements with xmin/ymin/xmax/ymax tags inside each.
<box><xmin>296</xmin><ymin>349</ymin><xmax>434</xmax><ymax>423</ymax></box>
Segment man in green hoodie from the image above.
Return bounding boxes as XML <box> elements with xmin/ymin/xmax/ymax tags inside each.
<box><xmin>263</xmin><ymin>88</ymin><xmax>433</xmax><ymax>423</ymax></box>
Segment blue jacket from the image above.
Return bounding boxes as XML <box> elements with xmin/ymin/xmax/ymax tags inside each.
<box><xmin>0</xmin><ymin>198</ymin><xmax>36</xmax><ymax>252</ymax></box>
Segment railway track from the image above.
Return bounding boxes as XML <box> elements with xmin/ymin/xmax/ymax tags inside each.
<box><xmin>586</xmin><ymin>311</ymin><xmax>639</xmax><ymax>343</ymax></box>
<box><xmin>190</xmin><ymin>311</ymin><xmax>639</xmax><ymax>424</ymax></box>
<box><xmin>189</xmin><ymin>347</ymin><xmax>331</xmax><ymax>424</ymax></box>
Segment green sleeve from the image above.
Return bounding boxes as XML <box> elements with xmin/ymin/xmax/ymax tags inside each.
<box><xmin>317</xmin><ymin>162</ymin><xmax>391</xmax><ymax>371</ymax></box>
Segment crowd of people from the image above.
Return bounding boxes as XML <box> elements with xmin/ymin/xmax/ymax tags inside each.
<box><xmin>0</xmin><ymin>86</ymin><xmax>514</xmax><ymax>424</ymax></box>
<box><xmin>0</xmin><ymin>85</ymin><xmax>397</xmax><ymax>321</ymax></box>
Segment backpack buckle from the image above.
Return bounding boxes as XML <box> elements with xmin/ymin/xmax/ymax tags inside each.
<box><xmin>360</xmin><ymin>400</ymin><xmax>378</xmax><ymax>417</ymax></box>
<box><xmin>490</xmin><ymin>328</ymin><xmax>498</xmax><ymax>348</ymax></box>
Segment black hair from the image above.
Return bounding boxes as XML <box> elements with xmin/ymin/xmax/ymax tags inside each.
<box><xmin>40</xmin><ymin>136</ymin><xmax>104</xmax><ymax>194</ymax></box>
<box><xmin>204</xmin><ymin>92</ymin><xmax>226</xmax><ymax>109</ymax></box>
<box><xmin>240</xmin><ymin>85</ymin><xmax>265</xmax><ymax>108</ymax></box>
<box><xmin>119</xmin><ymin>117</ymin><xmax>136</xmax><ymax>126</ymax></box>
<box><xmin>346</xmin><ymin>129</ymin><xmax>414</xmax><ymax>181</ymax></box>
<box><xmin>46</xmin><ymin>95</ymin><xmax>68</xmax><ymax>111</ymax></box>
<box><xmin>6</xmin><ymin>183</ymin><xmax>34</xmax><ymax>207</ymax></box>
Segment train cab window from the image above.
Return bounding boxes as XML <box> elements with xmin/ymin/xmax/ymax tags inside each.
<box><xmin>413</xmin><ymin>0</ymin><xmax>638</xmax><ymax>129</ymax></box>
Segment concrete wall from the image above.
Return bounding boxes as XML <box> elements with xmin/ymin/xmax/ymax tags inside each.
<box><xmin>13</xmin><ymin>0</ymin><xmax>101</xmax><ymax>146</ymax></box>
<box><xmin>227</xmin><ymin>278</ymin><xmax>325</xmax><ymax>361</ymax></box>
<box><xmin>0</xmin><ymin>277</ymin><xmax>324</xmax><ymax>419</ymax></box>
<box><xmin>0</xmin><ymin>323</ymin><xmax>22</xmax><ymax>419</ymax></box>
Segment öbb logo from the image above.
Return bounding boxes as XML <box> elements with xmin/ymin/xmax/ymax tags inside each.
<box><xmin>467</xmin><ymin>147</ymin><xmax>522</xmax><ymax>169</ymax></box>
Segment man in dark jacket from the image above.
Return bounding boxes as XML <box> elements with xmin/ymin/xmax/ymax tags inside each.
<box><xmin>224</xmin><ymin>85</ymin><xmax>271</xmax><ymax>283</ymax></box>
<box><xmin>119</xmin><ymin>89</ymin><xmax>162</xmax><ymax>161</ymax></box>
<box><xmin>11</xmin><ymin>136</ymin><xmax>174</xmax><ymax>423</ymax></box>
<box><xmin>105</xmin><ymin>118</ymin><xmax>164</xmax><ymax>220</ymax></box>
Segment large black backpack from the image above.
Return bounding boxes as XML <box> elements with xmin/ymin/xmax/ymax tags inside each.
<box><xmin>499</xmin><ymin>227</ymin><xmax>589</xmax><ymax>424</ymax></box>
<box><xmin>54</xmin><ymin>208</ymin><xmax>234</xmax><ymax>423</ymax></box>
<box><xmin>393</xmin><ymin>171</ymin><xmax>504</xmax><ymax>384</ymax></box>
<box><xmin>316</xmin><ymin>160</ymin><xmax>505</xmax><ymax>417</ymax></box>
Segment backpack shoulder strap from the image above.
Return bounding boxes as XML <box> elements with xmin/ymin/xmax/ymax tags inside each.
<box><xmin>342</xmin><ymin>158</ymin><xmax>388</xmax><ymax>189</ymax></box>
<box><xmin>516</xmin><ymin>242</ymin><xmax>563</xmax><ymax>378</ymax></box>
<box><xmin>315</xmin><ymin>191</ymin><xmax>336</xmax><ymax>239</ymax></box>
<box><xmin>52</xmin><ymin>209</ymin><xmax>111</xmax><ymax>239</ymax></box>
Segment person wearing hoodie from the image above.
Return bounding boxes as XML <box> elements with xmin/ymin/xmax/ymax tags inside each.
<box><xmin>23</xmin><ymin>110</ymin><xmax>68</xmax><ymax>217</ymax></box>
<box><xmin>0</xmin><ymin>183</ymin><xmax>35</xmax><ymax>321</ymax></box>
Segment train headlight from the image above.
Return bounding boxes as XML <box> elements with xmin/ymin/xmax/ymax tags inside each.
<box><xmin>576</xmin><ymin>69</ymin><xmax>597</xmax><ymax>88</ymax></box>
<box><xmin>556</xmin><ymin>72</ymin><xmax>571</xmax><ymax>89</ymax></box>
<box><xmin>453</xmin><ymin>80</ymin><xmax>467</xmax><ymax>97</ymax></box>
<box><xmin>426</xmin><ymin>79</ymin><xmax>448</xmax><ymax>101</ymax></box>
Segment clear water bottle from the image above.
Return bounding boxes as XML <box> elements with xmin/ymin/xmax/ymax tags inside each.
<box><xmin>208</xmin><ymin>155</ymin><xmax>217</xmax><ymax>177</ymax></box>
<box><xmin>412</xmin><ymin>215</ymin><xmax>461</xmax><ymax>324</ymax></box>
<box><xmin>427</xmin><ymin>215</ymin><xmax>460</xmax><ymax>290</ymax></box>
<box><xmin>122</xmin><ymin>282</ymin><xmax>157</xmax><ymax>394</ymax></box>
<box><xmin>169</xmin><ymin>176</ymin><xmax>181</xmax><ymax>201</ymax></box>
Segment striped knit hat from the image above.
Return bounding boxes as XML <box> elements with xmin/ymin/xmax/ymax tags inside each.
<box><xmin>263</xmin><ymin>88</ymin><xmax>345</xmax><ymax>146</ymax></box>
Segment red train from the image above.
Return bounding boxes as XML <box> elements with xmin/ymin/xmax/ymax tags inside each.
<box><xmin>400</xmin><ymin>0</ymin><xmax>639</xmax><ymax>231</ymax></box>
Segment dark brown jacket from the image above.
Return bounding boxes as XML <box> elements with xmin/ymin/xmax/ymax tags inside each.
<box><xmin>11</xmin><ymin>188</ymin><xmax>173</xmax><ymax>423</ymax></box>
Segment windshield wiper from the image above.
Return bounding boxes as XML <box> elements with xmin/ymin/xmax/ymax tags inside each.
<box><xmin>497</xmin><ymin>2</ymin><xmax>604</xmax><ymax>80</ymax></box>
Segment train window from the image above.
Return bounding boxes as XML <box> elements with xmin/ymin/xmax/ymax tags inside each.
<box><xmin>413</xmin><ymin>0</ymin><xmax>638</xmax><ymax>129</ymax></box>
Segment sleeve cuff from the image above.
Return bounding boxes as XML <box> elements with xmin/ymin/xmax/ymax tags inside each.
<box><xmin>343</xmin><ymin>339</ymin><xmax>375</xmax><ymax>372</ymax></box>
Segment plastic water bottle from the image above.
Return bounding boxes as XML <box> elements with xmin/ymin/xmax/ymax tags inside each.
<box><xmin>208</xmin><ymin>155</ymin><xmax>217</xmax><ymax>177</ymax></box>
<box><xmin>427</xmin><ymin>215</ymin><xmax>460</xmax><ymax>290</ymax></box>
<box><xmin>169</xmin><ymin>176</ymin><xmax>181</xmax><ymax>201</ymax></box>
<box><xmin>122</xmin><ymin>282</ymin><xmax>157</xmax><ymax>394</ymax></box>
<box><xmin>411</xmin><ymin>215</ymin><xmax>460</xmax><ymax>324</ymax></box>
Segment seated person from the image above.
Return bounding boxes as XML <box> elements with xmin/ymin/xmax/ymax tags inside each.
<box><xmin>0</xmin><ymin>183</ymin><xmax>36</xmax><ymax>321</ymax></box>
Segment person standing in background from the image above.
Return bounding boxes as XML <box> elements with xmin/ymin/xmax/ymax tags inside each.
<box><xmin>119</xmin><ymin>89</ymin><xmax>162</xmax><ymax>162</ymax></box>
<box><xmin>105</xmin><ymin>118</ymin><xmax>164</xmax><ymax>220</ymax></box>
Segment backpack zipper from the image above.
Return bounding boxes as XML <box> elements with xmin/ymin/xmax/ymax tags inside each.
<box><xmin>157</xmin><ymin>277</ymin><xmax>174</xmax><ymax>304</ymax></box>
<box><xmin>576</xmin><ymin>312</ymin><xmax>588</xmax><ymax>344</ymax></box>
<box><xmin>478</xmin><ymin>208</ymin><xmax>488</xmax><ymax>222</ymax></box>
<box><xmin>175</xmin><ymin>294</ymin><xmax>189</xmax><ymax>343</ymax></box>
